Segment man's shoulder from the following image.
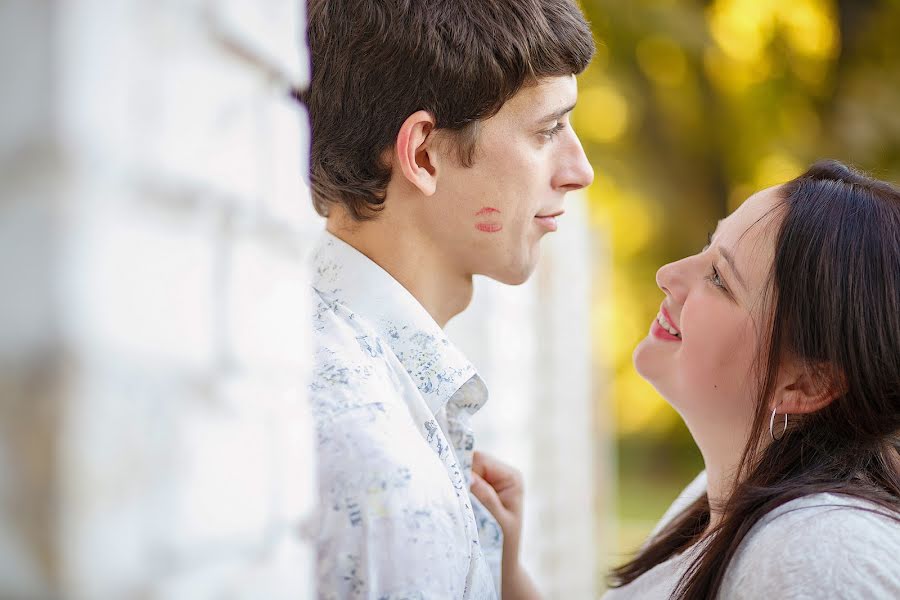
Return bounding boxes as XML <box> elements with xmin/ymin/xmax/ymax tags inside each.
<box><xmin>311</xmin><ymin>283</ymin><xmax>389</xmax><ymax>360</ymax></box>
<box><xmin>309</xmin><ymin>287</ymin><xmax>417</xmax><ymax>424</ymax></box>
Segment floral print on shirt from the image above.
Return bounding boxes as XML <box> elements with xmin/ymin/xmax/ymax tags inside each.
<box><xmin>309</xmin><ymin>233</ymin><xmax>501</xmax><ymax>599</ymax></box>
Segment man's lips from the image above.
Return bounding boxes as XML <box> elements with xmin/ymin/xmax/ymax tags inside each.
<box><xmin>535</xmin><ymin>210</ymin><xmax>563</xmax><ymax>232</ymax></box>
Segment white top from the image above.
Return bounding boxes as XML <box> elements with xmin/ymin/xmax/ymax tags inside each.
<box><xmin>604</xmin><ymin>471</ymin><xmax>900</xmax><ymax>599</ymax></box>
<box><xmin>308</xmin><ymin>232</ymin><xmax>501</xmax><ymax>600</ymax></box>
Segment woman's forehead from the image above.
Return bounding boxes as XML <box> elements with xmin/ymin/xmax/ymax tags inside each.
<box><xmin>726</xmin><ymin>186</ymin><xmax>782</xmax><ymax>230</ymax></box>
<box><xmin>720</xmin><ymin>186</ymin><xmax>785</xmax><ymax>288</ymax></box>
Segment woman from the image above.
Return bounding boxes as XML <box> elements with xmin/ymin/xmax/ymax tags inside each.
<box><xmin>471</xmin><ymin>160</ymin><xmax>900</xmax><ymax>599</ymax></box>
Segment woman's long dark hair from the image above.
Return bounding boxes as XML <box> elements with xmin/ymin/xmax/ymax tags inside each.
<box><xmin>609</xmin><ymin>160</ymin><xmax>900</xmax><ymax>598</ymax></box>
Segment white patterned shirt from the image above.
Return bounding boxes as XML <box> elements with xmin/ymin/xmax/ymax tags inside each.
<box><xmin>309</xmin><ymin>232</ymin><xmax>502</xmax><ymax>600</ymax></box>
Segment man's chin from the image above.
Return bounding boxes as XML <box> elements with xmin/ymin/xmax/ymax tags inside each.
<box><xmin>471</xmin><ymin>247</ymin><xmax>540</xmax><ymax>286</ymax></box>
<box><xmin>489</xmin><ymin>263</ymin><xmax>537</xmax><ymax>286</ymax></box>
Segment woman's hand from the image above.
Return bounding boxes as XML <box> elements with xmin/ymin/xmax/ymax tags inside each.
<box><xmin>470</xmin><ymin>451</ymin><xmax>542</xmax><ymax>600</ymax></box>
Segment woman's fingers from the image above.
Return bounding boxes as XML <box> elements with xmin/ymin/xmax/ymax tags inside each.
<box><xmin>473</xmin><ymin>451</ymin><xmax>523</xmax><ymax>513</ymax></box>
<box><xmin>470</xmin><ymin>470</ymin><xmax>508</xmax><ymax>521</ymax></box>
<box><xmin>473</xmin><ymin>451</ymin><xmax>522</xmax><ymax>487</ymax></box>
<box><xmin>470</xmin><ymin>451</ymin><xmax>526</xmax><ymax>577</ymax></box>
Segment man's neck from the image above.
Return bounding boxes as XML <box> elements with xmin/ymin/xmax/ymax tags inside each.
<box><xmin>326</xmin><ymin>216</ymin><xmax>473</xmax><ymax>328</ymax></box>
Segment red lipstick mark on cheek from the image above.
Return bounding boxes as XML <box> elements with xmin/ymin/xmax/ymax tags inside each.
<box><xmin>475</xmin><ymin>207</ymin><xmax>502</xmax><ymax>233</ymax></box>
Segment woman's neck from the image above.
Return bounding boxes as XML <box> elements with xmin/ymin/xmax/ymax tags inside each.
<box><xmin>695</xmin><ymin>426</ymin><xmax>753</xmax><ymax>536</ymax></box>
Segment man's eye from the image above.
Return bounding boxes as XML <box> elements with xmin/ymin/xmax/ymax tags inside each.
<box><xmin>541</xmin><ymin>122</ymin><xmax>566</xmax><ymax>139</ymax></box>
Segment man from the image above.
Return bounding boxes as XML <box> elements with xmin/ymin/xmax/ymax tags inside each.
<box><xmin>302</xmin><ymin>1</ymin><xmax>594</xmax><ymax>597</ymax></box>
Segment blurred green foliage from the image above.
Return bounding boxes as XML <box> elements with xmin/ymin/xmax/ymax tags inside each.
<box><xmin>576</xmin><ymin>0</ymin><xmax>900</xmax><ymax>563</ymax></box>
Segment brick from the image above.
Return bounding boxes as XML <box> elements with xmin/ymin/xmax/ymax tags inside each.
<box><xmin>0</xmin><ymin>365</ymin><xmax>62</xmax><ymax>599</ymax></box>
<box><xmin>61</xmin><ymin>188</ymin><xmax>217</xmax><ymax>371</ymax></box>
<box><xmin>2</xmin><ymin>1</ymin><xmax>318</xmax><ymax>596</ymax></box>
<box><xmin>225</xmin><ymin>231</ymin><xmax>308</xmax><ymax>372</ymax></box>
<box><xmin>58</xmin><ymin>364</ymin><xmax>182</xmax><ymax>597</ymax></box>
<box><xmin>56</xmin><ymin>1</ymin><xmax>279</xmax><ymax>201</ymax></box>
<box><xmin>0</xmin><ymin>194</ymin><xmax>57</xmax><ymax>364</ymax></box>
<box><xmin>259</xmin><ymin>98</ymin><xmax>320</xmax><ymax>233</ymax></box>
<box><xmin>0</xmin><ymin>0</ymin><xmax>53</xmax><ymax>162</ymax></box>
<box><xmin>205</xmin><ymin>0</ymin><xmax>309</xmax><ymax>88</ymax></box>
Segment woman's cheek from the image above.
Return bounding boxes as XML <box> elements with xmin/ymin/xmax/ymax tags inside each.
<box><xmin>683</xmin><ymin>319</ymin><xmax>749</xmax><ymax>388</ymax></box>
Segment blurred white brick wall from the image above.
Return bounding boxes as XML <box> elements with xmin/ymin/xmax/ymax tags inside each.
<box><xmin>0</xmin><ymin>1</ymin><xmax>318</xmax><ymax>598</ymax></box>
<box><xmin>448</xmin><ymin>193</ymin><xmax>612</xmax><ymax>600</ymax></box>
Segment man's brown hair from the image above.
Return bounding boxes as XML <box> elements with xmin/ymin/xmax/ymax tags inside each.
<box><xmin>297</xmin><ymin>0</ymin><xmax>595</xmax><ymax>220</ymax></box>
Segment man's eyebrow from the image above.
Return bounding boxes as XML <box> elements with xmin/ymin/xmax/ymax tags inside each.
<box><xmin>538</xmin><ymin>103</ymin><xmax>577</xmax><ymax>124</ymax></box>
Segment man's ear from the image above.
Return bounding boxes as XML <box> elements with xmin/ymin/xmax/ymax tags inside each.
<box><xmin>394</xmin><ymin>110</ymin><xmax>438</xmax><ymax>197</ymax></box>
<box><xmin>773</xmin><ymin>359</ymin><xmax>846</xmax><ymax>415</ymax></box>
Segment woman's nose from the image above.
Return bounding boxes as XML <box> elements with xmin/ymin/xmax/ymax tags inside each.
<box><xmin>656</xmin><ymin>258</ymin><xmax>690</xmax><ymax>304</ymax></box>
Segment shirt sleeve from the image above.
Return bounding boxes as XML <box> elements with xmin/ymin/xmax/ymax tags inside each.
<box><xmin>722</xmin><ymin>498</ymin><xmax>900</xmax><ymax>599</ymax></box>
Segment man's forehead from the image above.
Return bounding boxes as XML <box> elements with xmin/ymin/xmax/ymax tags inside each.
<box><xmin>502</xmin><ymin>74</ymin><xmax>578</xmax><ymax>119</ymax></box>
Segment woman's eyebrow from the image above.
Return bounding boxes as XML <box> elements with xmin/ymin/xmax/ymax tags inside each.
<box><xmin>718</xmin><ymin>246</ymin><xmax>748</xmax><ymax>292</ymax></box>
<box><xmin>712</xmin><ymin>221</ymin><xmax>748</xmax><ymax>292</ymax></box>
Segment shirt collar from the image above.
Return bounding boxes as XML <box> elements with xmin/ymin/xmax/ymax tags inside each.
<box><xmin>311</xmin><ymin>231</ymin><xmax>483</xmax><ymax>415</ymax></box>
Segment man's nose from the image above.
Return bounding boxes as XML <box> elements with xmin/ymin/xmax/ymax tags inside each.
<box><xmin>553</xmin><ymin>133</ymin><xmax>594</xmax><ymax>192</ymax></box>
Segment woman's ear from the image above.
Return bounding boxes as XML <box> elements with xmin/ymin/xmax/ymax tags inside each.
<box><xmin>394</xmin><ymin>110</ymin><xmax>438</xmax><ymax>196</ymax></box>
<box><xmin>773</xmin><ymin>359</ymin><xmax>846</xmax><ymax>415</ymax></box>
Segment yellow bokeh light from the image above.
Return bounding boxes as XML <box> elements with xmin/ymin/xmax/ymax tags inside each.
<box><xmin>636</xmin><ymin>35</ymin><xmax>688</xmax><ymax>88</ymax></box>
<box><xmin>587</xmin><ymin>178</ymin><xmax>657</xmax><ymax>259</ymax></box>
<box><xmin>574</xmin><ymin>85</ymin><xmax>630</xmax><ymax>143</ymax></box>
<box><xmin>706</xmin><ymin>0</ymin><xmax>778</xmax><ymax>64</ymax></box>
<box><xmin>776</xmin><ymin>0</ymin><xmax>838</xmax><ymax>60</ymax></box>
<box><xmin>728</xmin><ymin>183</ymin><xmax>755</xmax><ymax>213</ymax></box>
<box><xmin>777</xmin><ymin>95</ymin><xmax>822</xmax><ymax>139</ymax></box>
<box><xmin>754</xmin><ymin>152</ymin><xmax>804</xmax><ymax>190</ymax></box>
<box><xmin>614</xmin><ymin>368</ymin><xmax>675</xmax><ymax>435</ymax></box>
<box><xmin>705</xmin><ymin>0</ymin><xmax>838</xmax><ymax>93</ymax></box>
<box><xmin>593</xmin><ymin>39</ymin><xmax>611</xmax><ymax>71</ymax></box>
<box><xmin>609</xmin><ymin>202</ymin><xmax>655</xmax><ymax>259</ymax></box>
<box><xmin>608</xmin><ymin>272</ymin><xmax>655</xmax><ymax>361</ymax></box>
<box><xmin>703</xmin><ymin>46</ymin><xmax>773</xmax><ymax>94</ymax></box>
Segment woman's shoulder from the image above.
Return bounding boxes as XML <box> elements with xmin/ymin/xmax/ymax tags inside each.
<box><xmin>723</xmin><ymin>492</ymin><xmax>900</xmax><ymax>597</ymax></box>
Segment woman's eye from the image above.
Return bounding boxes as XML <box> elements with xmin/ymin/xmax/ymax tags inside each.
<box><xmin>706</xmin><ymin>266</ymin><xmax>727</xmax><ymax>291</ymax></box>
<box><xmin>702</xmin><ymin>232</ymin><xmax>729</xmax><ymax>292</ymax></box>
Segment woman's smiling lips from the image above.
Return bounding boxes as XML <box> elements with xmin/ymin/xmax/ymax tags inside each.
<box><xmin>651</xmin><ymin>306</ymin><xmax>682</xmax><ymax>341</ymax></box>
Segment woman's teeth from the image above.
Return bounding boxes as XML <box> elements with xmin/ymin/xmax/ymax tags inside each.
<box><xmin>657</xmin><ymin>312</ymin><xmax>681</xmax><ymax>338</ymax></box>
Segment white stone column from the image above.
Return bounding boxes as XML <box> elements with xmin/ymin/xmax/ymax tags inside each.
<box><xmin>0</xmin><ymin>1</ymin><xmax>318</xmax><ymax>598</ymax></box>
<box><xmin>448</xmin><ymin>193</ymin><xmax>613</xmax><ymax>598</ymax></box>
